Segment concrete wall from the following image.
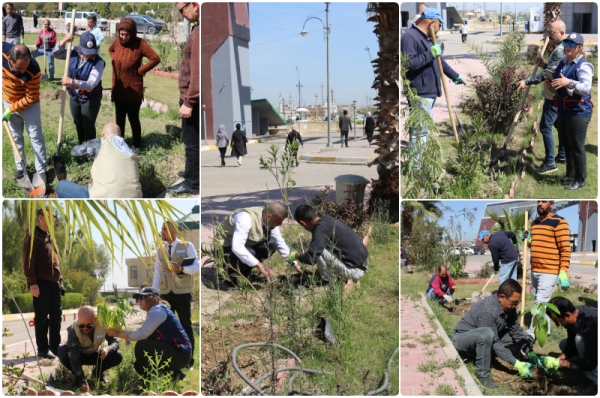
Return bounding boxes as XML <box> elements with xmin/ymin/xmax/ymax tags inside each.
<box><xmin>562</xmin><ymin>3</ymin><xmax>598</xmax><ymax>34</ymax></box>
<box><xmin>578</xmin><ymin>201</ymin><xmax>598</xmax><ymax>252</ymax></box>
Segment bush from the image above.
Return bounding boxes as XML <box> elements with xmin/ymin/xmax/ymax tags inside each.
<box><xmin>61</xmin><ymin>293</ymin><xmax>83</xmax><ymax>310</ymax></box>
<box><xmin>105</xmin><ymin>295</ymin><xmax>116</xmax><ymax>303</ymax></box>
<box><xmin>311</xmin><ymin>186</ymin><xmax>370</xmax><ymax>232</ymax></box>
<box><xmin>9</xmin><ymin>293</ymin><xmax>33</xmax><ymax>313</ymax></box>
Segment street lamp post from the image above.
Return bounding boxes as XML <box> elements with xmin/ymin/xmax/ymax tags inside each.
<box><xmin>352</xmin><ymin>100</ymin><xmax>357</xmax><ymax>140</ymax></box>
<box><xmin>301</xmin><ymin>2</ymin><xmax>331</xmax><ymax>147</ymax></box>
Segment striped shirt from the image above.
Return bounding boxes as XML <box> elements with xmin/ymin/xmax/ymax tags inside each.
<box><xmin>529</xmin><ymin>213</ymin><xmax>571</xmax><ymax>275</ymax></box>
<box><xmin>454</xmin><ymin>293</ymin><xmax>528</xmax><ymax>366</ymax></box>
<box><xmin>2</xmin><ymin>43</ymin><xmax>41</xmax><ymax>112</ymax></box>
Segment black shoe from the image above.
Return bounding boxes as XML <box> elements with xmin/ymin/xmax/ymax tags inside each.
<box><xmin>91</xmin><ymin>367</ymin><xmax>109</xmax><ymax>384</ymax></box>
<box><xmin>566</xmin><ymin>181</ymin><xmax>586</xmax><ymax>190</ymax></box>
<box><xmin>477</xmin><ymin>376</ymin><xmax>498</xmax><ymax>389</ymax></box>
<box><xmin>178</xmin><ymin>171</ymin><xmax>185</xmax><ymax>177</ymax></box>
<box><xmin>172</xmin><ymin>369</ymin><xmax>186</xmax><ymax>381</ymax></box>
<box><xmin>167</xmin><ymin>181</ymin><xmax>199</xmax><ymax>195</ymax></box>
<box><xmin>559</xmin><ymin>175</ymin><xmax>574</xmax><ymax>184</ymax></box>
<box><xmin>536</xmin><ymin>163</ymin><xmax>557</xmax><ymax>174</ymax></box>
<box><xmin>14</xmin><ymin>169</ymin><xmax>25</xmax><ymax>180</ymax></box>
<box><xmin>38</xmin><ymin>350</ymin><xmax>56</xmax><ymax>360</ymax></box>
<box><xmin>188</xmin><ymin>361</ymin><xmax>195</xmax><ymax>371</ymax></box>
<box><xmin>556</xmin><ymin>158</ymin><xmax>567</xmax><ymax>164</ymax></box>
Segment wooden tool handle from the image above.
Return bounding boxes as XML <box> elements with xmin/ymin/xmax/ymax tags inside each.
<box><xmin>481</xmin><ymin>272</ymin><xmax>495</xmax><ymax>294</ymax></box>
<box><xmin>520</xmin><ymin>212</ymin><xmax>529</xmax><ymax>326</ymax></box>
<box><xmin>430</xmin><ymin>26</ymin><xmax>459</xmax><ymax>143</ymax></box>
<box><xmin>57</xmin><ymin>10</ymin><xmax>76</xmax><ymax>147</ymax></box>
<box><xmin>3</xmin><ymin>120</ymin><xmax>24</xmax><ymax>162</ymax></box>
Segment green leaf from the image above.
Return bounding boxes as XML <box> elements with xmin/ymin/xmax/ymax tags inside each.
<box><xmin>536</xmin><ymin>313</ymin><xmax>547</xmax><ymax>347</ymax></box>
<box><xmin>545</xmin><ymin>303</ymin><xmax>560</xmax><ymax>315</ymax></box>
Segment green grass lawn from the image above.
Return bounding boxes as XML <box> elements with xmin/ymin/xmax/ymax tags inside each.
<box><xmin>3</xmin><ymin>33</ymin><xmax>187</xmax><ymax>198</ymax></box>
<box><xmin>402</xmin><ymin>270</ymin><xmax>598</xmax><ymax>395</ymax></box>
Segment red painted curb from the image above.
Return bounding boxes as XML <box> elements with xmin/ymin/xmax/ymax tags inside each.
<box><xmin>454</xmin><ymin>278</ymin><xmax>491</xmax><ymax>284</ymax></box>
<box><xmin>152</xmin><ymin>70</ymin><xmax>180</xmax><ymax>79</ymax></box>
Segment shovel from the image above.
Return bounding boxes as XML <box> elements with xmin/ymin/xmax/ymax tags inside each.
<box><xmin>470</xmin><ymin>273</ymin><xmax>496</xmax><ymax>303</ymax></box>
<box><xmin>51</xmin><ymin>10</ymin><xmax>76</xmax><ymax>181</ymax></box>
<box><xmin>3</xmin><ymin>120</ymin><xmax>37</xmax><ymax>194</ymax></box>
<box><xmin>41</xmin><ymin>37</ymin><xmax>48</xmax><ymax>81</ymax></box>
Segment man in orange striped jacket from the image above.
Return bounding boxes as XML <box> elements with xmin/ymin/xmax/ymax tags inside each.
<box><xmin>2</xmin><ymin>43</ymin><xmax>47</xmax><ymax>184</ymax></box>
<box><xmin>523</xmin><ymin>200</ymin><xmax>571</xmax><ymax>342</ymax></box>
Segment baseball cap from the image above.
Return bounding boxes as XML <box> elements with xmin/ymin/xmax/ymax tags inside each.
<box><xmin>564</xmin><ymin>32</ymin><xmax>584</xmax><ymax>46</ymax></box>
<box><xmin>132</xmin><ymin>286</ymin><xmax>160</xmax><ymax>299</ymax></box>
<box><xmin>79</xmin><ymin>32</ymin><xmax>97</xmax><ymax>55</ymax></box>
<box><xmin>479</xmin><ymin>230</ymin><xmax>490</xmax><ymax>241</ymax></box>
<box><xmin>422</xmin><ymin>8</ymin><xmax>446</xmax><ymax>24</ymax></box>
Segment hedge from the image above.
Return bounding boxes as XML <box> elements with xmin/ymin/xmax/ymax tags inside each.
<box><xmin>61</xmin><ymin>293</ymin><xmax>83</xmax><ymax>310</ymax></box>
<box><xmin>8</xmin><ymin>293</ymin><xmax>83</xmax><ymax>314</ymax></box>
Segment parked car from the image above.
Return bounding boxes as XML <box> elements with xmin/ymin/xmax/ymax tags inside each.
<box><xmin>449</xmin><ymin>248</ymin><xmax>461</xmax><ymax>255</ymax></box>
<box><xmin>65</xmin><ymin>11</ymin><xmax>109</xmax><ymax>32</ymax></box>
<box><xmin>461</xmin><ymin>247</ymin><xmax>474</xmax><ymax>255</ymax></box>
<box><xmin>471</xmin><ymin>246</ymin><xmax>485</xmax><ymax>255</ymax></box>
<box><xmin>324</xmin><ymin>115</ymin><xmax>336</xmax><ymax>121</ymax></box>
<box><xmin>123</xmin><ymin>14</ymin><xmax>165</xmax><ymax>35</ymax></box>
<box><xmin>285</xmin><ymin>119</ymin><xmax>295</xmax><ymax>125</ymax></box>
<box><xmin>479</xmin><ymin>17</ymin><xmax>487</xmax><ymax>22</ymax></box>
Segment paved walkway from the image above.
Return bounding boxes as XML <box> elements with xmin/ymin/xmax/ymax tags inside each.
<box><xmin>400</xmin><ymin>295</ymin><xmax>466</xmax><ymax>396</ymax></box>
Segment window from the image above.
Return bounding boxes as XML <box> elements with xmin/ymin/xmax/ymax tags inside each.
<box><xmin>130</xmin><ymin>266</ymin><xmax>137</xmax><ymax>279</ymax></box>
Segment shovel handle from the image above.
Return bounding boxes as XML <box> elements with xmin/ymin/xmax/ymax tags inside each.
<box><xmin>480</xmin><ymin>273</ymin><xmax>495</xmax><ymax>294</ymax></box>
<box><xmin>3</xmin><ymin>120</ymin><xmax>25</xmax><ymax>163</ymax></box>
<box><xmin>57</xmin><ymin>10</ymin><xmax>77</xmax><ymax>150</ymax></box>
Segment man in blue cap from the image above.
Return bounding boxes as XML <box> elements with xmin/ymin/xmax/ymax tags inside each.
<box><xmin>479</xmin><ymin>229</ymin><xmax>519</xmax><ymax>284</ymax></box>
<box><xmin>400</xmin><ymin>8</ymin><xmax>464</xmax><ymax>165</ymax></box>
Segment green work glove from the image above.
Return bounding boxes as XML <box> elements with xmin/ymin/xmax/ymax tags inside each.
<box><xmin>430</xmin><ymin>44</ymin><xmax>442</xmax><ymax>57</ymax></box>
<box><xmin>540</xmin><ymin>356</ymin><xmax>560</xmax><ymax>375</ymax></box>
<box><xmin>2</xmin><ymin>110</ymin><xmax>11</xmax><ymax>122</ymax></box>
<box><xmin>520</xmin><ymin>231</ymin><xmax>532</xmax><ymax>244</ymax></box>
<box><xmin>494</xmin><ymin>270</ymin><xmax>498</xmax><ymax>275</ymax></box>
<box><xmin>287</xmin><ymin>251</ymin><xmax>298</xmax><ymax>263</ymax></box>
<box><xmin>454</xmin><ymin>75</ymin><xmax>465</xmax><ymax>85</ymax></box>
<box><xmin>514</xmin><ymin>360</ymin><xmax>533</xmax><ymax>378</ymax></box>
<box><xmin>528</xmin><ymin>352</ymin><xmax>541</xmax><ymax>367</ymax></box>
<box><xmin>557</xmin><ymin>270</ymin><xmax>570</xmax><ymax>289</ymax></box>
<box><xmin>19</xmin><ymin>38</ymin><xmax>24</xmax><ymax>45</ymax></box>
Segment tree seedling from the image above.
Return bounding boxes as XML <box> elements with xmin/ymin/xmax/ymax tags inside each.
<box><xmin>520</xmin><ymin>302</ymin><xmax>560</xmax><ymax>347</ymax></box>
<box><xmin>97</xmin><ymin>298</ymin><xmax>132</xmax><ymax>331</ymax></box>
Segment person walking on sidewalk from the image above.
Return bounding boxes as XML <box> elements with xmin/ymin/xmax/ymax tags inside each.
<box><xmin>56</xmin><ymin>305</ymin><xmax>123</xmax><ymax>393</ymax></box>
<box><xmin>152</xmin><ymin>220</ymin><xmax>199</xmax><ymax>370</ymax></box>
<box><xmin>453</xmin><ymin>279</ymin><xmax>534</xmax><ymax>390</ymax></box>
<box><xmin>479</xmin><ymin>229</ymin><xmax>519</xmax><ymax>284</ymax></box>
<box><xmin>426</xmin><ymin>265</ymin><xmax>456</xmax><ymax>303</ymax></box>
<box><xmin>216</xmin><ymin>124</ymin><xmax>229</xmax><ymax>167</ymax></box>
<box><xmin>550</xmin><ymin>32</ymin><xmax>594</xmax><ymax>191</ymax></box>
<box><xmin>364</xmin><ymin>112</ymin><xmax>375</xmax><ymax>145</ymax></box>
<box><xmin>522</xmin><ymin>200</ymin><xmax>571</xmax><ymax>342</ymax></box>
<box><xmin>230</xmin><ymin>123</ymin><xmax>247</xmax><ymax>166</ymax></box>
<box><xmin>23</xmin><ymin>208</ymin><xmax>65</xmax><ymax>360</ymax></box>
<box><xmin>517</xmin><ymin>20</ymin><xmax>568</xmax><ymax>175</ymax></box>
<box><xmin>400</xmin><ymin>8</ymin><xmax>464</xmax><ymax>165</ymax></box>
<box><xmin>285</xmin><ymin>124</ymin><xmax>303</xmax><ymax>167</ymax></box>
<box><xmin>460</xmin><ymin>22</ymin><xmax>468</xmax><ymax>43</ymax></box>
<box><xmin>338</xmin><ymin>110</ymin><xmax>352</xmax><ymax>147</ymax></box>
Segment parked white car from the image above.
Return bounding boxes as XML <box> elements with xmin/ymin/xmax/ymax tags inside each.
<box><xmin>65</xmin><ymin>11</ymin><xmax>109</xmax><ymax>31</ymax></box>
<box><xmin>461</xmin><ymin>247</ymin><xmax>475</xmax><ymax>255</ymax></box>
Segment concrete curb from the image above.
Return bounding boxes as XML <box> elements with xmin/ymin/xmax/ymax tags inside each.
<box><xmin>3</xmin><ymin>309</ymin><xmax>79</xmax><ymax>322</ymax></box>
<box><xmin>300</xmin><ymin>153</ymin><xmax>376</xmax><ymax>165</ymax></box>
<box><xmin>419</xmin><ymin>292</ymin><xmax>483</xmax><ymax>396</ymax></box>
<box><xmin>570</xmin><ymin>260</ymin><xmax>597</xmax><ymax>265</ymax></box>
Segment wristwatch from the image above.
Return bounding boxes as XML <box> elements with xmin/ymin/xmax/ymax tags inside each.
<box><xmin>568</xmin><ymin>80</ymin><xmax>576</xmax><ymax>89</ymax></box>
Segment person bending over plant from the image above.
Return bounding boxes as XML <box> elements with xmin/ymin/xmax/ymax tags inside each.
<box><xmin>540</xmin><ymin>296</ymin><xmax>597</xmax><ymax>386</ymax></box>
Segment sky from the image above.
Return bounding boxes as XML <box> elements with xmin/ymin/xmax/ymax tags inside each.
<box><xmin>445</xmin><ymin>2</ymin><xmax>545</xmax><ymax>14</ymax></box>
<box><xmin>249</xmin><ymin>2</ymin><xmax>379</xmax><ymax>108</ymax></box>
<box><xmin>407</xmin><ymin>200</ymin><xmax>581</xmax><ymax>242</ymax></box>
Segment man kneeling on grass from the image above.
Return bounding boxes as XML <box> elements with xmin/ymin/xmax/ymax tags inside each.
<box><xmin>426</xmin><ymin>265</ymin><xmax>456</xmax><ymax>304</ymax></box>
<box><xmin>540</xmin><ymin>296</ymin><xmax>597</xmax><ymax>386</ymax></box>
<box><xmin>56</xmin><ymin>305</ymin><xmax>123</xmax><ymax>393</ymax></box>
<box><xmin>452</xmin><ymin>279</ymin><xmax>534</xmax><ymax>390</ymax></box>
<box><xmin>289</xmin><ymin>204</ymin><xmax>368</xmax><ymax>289</ymax></box>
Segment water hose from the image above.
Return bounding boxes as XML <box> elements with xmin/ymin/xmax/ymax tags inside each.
<box><xmin>231</xmin><ymin>342</ymin><xmax>399</xmax><ymax>395</ymax></box>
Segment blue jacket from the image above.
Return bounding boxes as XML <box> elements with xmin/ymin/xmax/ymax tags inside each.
<box><xmin>401</xmin><ymin>25</ymin><xmax>459</xmax><ymax>98</ymax></box>
<box><xmin>67</xmin><ymin>48</ymin><xmax>104</xmax><ymax>103</ymax></box>
<box><xmin>554</xmin><ymin>57</ymin><xmax>594</xmax><ymax>117</ymax></box>
<box><xmin>147</xmin><ymin>304</ymin><xmax>192</xmax><ymax>354</ymax></box>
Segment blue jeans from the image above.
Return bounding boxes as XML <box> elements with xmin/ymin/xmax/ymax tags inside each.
<box><xmin>497</xmin><ymin>259</ymin><xmax>518</xmax><ymax>285</ymax></box>
<box><xmin>31</xmin><ymin>48</ymin><xmax>55</xmax><ymax>79</ymax></box>
<box><xmin>426</xmin><ymin>285</ymin><xmax>452</xmax><ymax>302</ymax></box>
<box><xmin>409</xmin><ymin>97</ymin><xmax>436</xmax><ymax>164</ymax></box>
<box><xmin>56</xmin><ymin>180</ymin><xmax>90</xmax><ymax>198</ymax></box>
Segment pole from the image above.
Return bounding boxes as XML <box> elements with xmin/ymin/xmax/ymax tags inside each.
<box><xmin>296</xmin><ymin>66</ymin><xmax>302</xmax><ymax>109</ymax></box>
<box><xmin>429</xmin><ymin>26</ymin><xmax>458</xmax><ymax>143</ymax></box>
<box><xmin>520</xmin><ymin>211</ymin><xmax>528</xmax><ymax>327</ymax></box>
<box><xmin>352</xmin><ymin>101</ymin><xmax>356</xmax><ymax>140</ymax></box>
<box><xmin>326</xmin><ymin>2</ymin><xmax>331</xmax><ymax>147</ymax></box>
<box><xmin>584</xmin><ymin>201</ymin><xmax>590</xmax><ymax>253</ymax></box>
<box><xmin>202</xmin><ymin>104</ymin><xmax>208</xmax><ymax>145</ymax></box>
<box><xmin>500</xmin><ymin>2</ymin><xmax>503</xmax><ymax>37</ymax></box>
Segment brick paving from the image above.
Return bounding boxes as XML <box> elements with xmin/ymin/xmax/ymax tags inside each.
<box><xmin>400</xmin><ymin>295</ymin><xmax>466</xmax><ymax>396</ymax></box>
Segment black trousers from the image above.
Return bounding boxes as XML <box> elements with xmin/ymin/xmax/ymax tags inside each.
<box><xmin>340</xmin><ymin>130</ymin><xmax>349</xmax><ymax>147</ymax></box>
<box><xmin>462</xmin><ymin>34</ymin><xmax>468</xmax><ymax>43</ymax></box>
<box><xmin>57</xmin><ymin>345</ymin><xmax>123</xmax><ymax>377</ymax></box>
<box><xmin>32</xmin><ymin>279</ymin><xmax>62</xmax><ymax>355</ymax></box>
<box><xmin>70</xmin><ymin>98</ymin><xmax>101</xmax><ymax>144</ymax></box>
<box><xmin>161</xmin><ymin>292</ymin><xmax>195</xmax><ymax>366</ymax></box>
<box><xmin>218</xmin><ymin>147</ymin><xmax>227</xmax><ymax>165</ymax></box>
<box><xmin>556</xmin><ymin>113</ymin><xmax>590</xmax><ymax>182</ymax></box>
<box><xmin>365</xmin><ymin>128</ymin><xmax>374</xmax><ymax>143</ymax></box>
<box><xmin>114</xmin><ymin>100</ymin><xmax>142</xmax><ymax>148</ymax></box>
<box><xmin>134</xmin><ymin>339</ymin><xmax>191</xmax><ymax>379</ymax></box>
<box><xmin>181</xmin><ymin>100</ymin><xmax>199</xmax><ymax>189</ymax></box>
<box><xmin>223</xmin><ymin>239</ymin><xmax>278</xmax><ymax>283</ymax></box>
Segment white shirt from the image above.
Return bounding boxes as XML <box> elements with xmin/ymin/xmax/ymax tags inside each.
<box><xmin>151</xmin><ymin>237</ymin><xmax>199</xmax><ymax>289</ymax></box>
<box><xmin>461</xmin><ymin>24</ymin><xmax>469</xmax><ymax>34</ymax></box>
<box><xmin>51</xmin><ymin>43</ymin><xmax>105</xmax><ymax>92</ymax></box>
<box><xmin>231</xmin><ymin>211</ymin><xmax>290</xmax><ymax>267</ymax></box>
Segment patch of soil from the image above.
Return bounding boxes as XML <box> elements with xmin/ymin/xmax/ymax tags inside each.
<box><xmin>40</xmin><ymin>88</ymin><xmax>61</xmax><ymax>101</ymax></box>
<box><xmin>448</xmin><ymin>301</ymin><xmax>474</xmax><ymax>315</ymax></box>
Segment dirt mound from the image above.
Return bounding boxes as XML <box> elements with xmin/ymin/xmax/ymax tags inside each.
<box><xmin>40</xmin><ymin>89</ymin><xmax>61</xmax><ymax>101</ymax></box>
<box><xmin>449</xmin><ymin>301</ymin><xmax>474</xmax><ymax>315</ymax></box>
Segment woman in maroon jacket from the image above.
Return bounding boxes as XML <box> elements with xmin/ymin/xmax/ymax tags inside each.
<box><xmin>108</xmin><ymin>18</ymin><xmax>160</xmax><ymax>149</ymax></box>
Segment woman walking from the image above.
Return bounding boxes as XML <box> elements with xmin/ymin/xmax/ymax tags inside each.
<box><xmin>216</xmin><ymin>125</ymin><xmax>229</xmax><ymax>166</ymax></box>
<box><xmin>108</xmin><ymin>18</ymin><xmax>160</xmax><ymax>150</ymax></box>
<box><xmin>53</xmin><ymin>32</ymin><xmax>105</xmax><ymax>144</ymax></box>
<box><xmin>230</xmin><ymin>123</ymin><xmax>247</xmax><ymax>166</ymax></box>
<box><xmin>364</xmin><ymin>112</ymin><xmax>375</xmax><ymax>145</ymax></box>
<box><xmin>550</xmin><ymin>32</ymin><xmax>594</xmax><ymax>191</ymax></box>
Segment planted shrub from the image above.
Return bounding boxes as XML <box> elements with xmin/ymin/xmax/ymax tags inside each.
<box><xmin>9</xmin><ymin>293</ymin><xmax>33</xmax><ymax>313</ymax></box>
<box><xmin>61</xmin><ymin>293</ymin><xmax>83</xmax><ymax>310</ymax></box>
<box><xmin>312</xmin><ymin>186</ymin><xmax>369</xmax><ymax>232</ymax></box>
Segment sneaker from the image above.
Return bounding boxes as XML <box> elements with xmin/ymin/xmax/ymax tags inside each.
<box><xmin>559</xmin><ymin>175</ymin><xmax>574</xmax><ymax>184</ymax></box>
<box><xmin>536</xmin><ymin>163</ymin><xmax>557</xmax><ymax>174</ymax></box>
<box><xmin>38</xmin><ymin>350</ymin><xmax>56</xmax><ymax>360</ymax></box>
<box><xmin>14</xmin><ymin>169</ymin><xmax>24</xmax><ymax>180</ymax></box>
<box><xmin>477</xmin><ymin>376</ymin><xmax>498</xmax><ymax>389</ymax></box>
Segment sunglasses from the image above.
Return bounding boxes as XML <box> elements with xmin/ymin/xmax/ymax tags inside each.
<box><xmin>78</xmin><ymin>323</ymin><xmax>94</xmax><ymax>329</ymax></box>
<box><xmin>179</xmin><ymin>2</ymin><xmax>191</xmax><ymax>14</ymax></box>
<box><xmin>562</xmin><ymin>41</ymin><xmax>578</xmax><ymax>48</ymax></box>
